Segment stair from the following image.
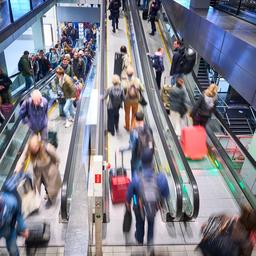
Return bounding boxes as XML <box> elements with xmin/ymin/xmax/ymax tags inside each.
<box><xmin>197</xmin><ymin>58</ymin><xmax>209</xmax><ymax>91</ymax></box>
<box><xmin>223</xmin><ymin>118</ymin><xmax>253</xmax><ymax>135</ymax></box>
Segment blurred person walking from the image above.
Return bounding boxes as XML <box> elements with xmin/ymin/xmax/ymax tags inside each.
<box><xmin>148</xmin><ymin>0</ymin><xmax>161</xmax><ymax>36</ymax></box>
<box><xmin>121</xmin><ymin>111</ymin><xmax>154</xmax><ymax>177</ymax></box>
<box><xmin>15</xmin><ymin>135</ymin><xmax>62</xmax><ymax>208</ymax></box>
<box><xmin>60</xmin><ymin>55</ymin><xmax>73</xmax><ymax>77</ymax></box>
<box><xmin>126</xmin><ymin>148</ymin><xmax>169</xmax><ymax>248</ymax></box>
<box><xmin>19</xmin><ymin>90</ymin><xmax>48</xmax><ymax>141</ymax></box>
<box><xmin>0</xmin><ymin>192</ymin><xmax>29</xmax><ymax>256</ymax></box>
<box><xmin>37</xmin><ymin>50</ymin><xmax>51</xmax><ymax>80</ymax></box>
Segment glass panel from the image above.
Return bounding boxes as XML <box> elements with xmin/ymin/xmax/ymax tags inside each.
<box><xmin>0</xmin><ymin>0</ymin><xmax>11</xmax><ymax>31</ymax></box>
<box><xmin>10</xmin><ymin>0</ymin><xmax>31</xmax><ymax>21</ymax></box>
<box><xmin>31</xmin><ymin>0</ymin><xmax>44</xmax><ymax>9</ymax></box>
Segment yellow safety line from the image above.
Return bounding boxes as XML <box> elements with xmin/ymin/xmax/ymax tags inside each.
<box><xmin>106</xmin><ymin>2</ymin><xmax>110</xmax><ymax>163</ymax></box>
<box><xmin>23</xmin><ymin>102</ymin><xmax>57</xmax><ymax>171</ymax></box>
<box><xmin>156</xmin><ymin>21</ymin><xmax>172</xmax><ymax>65</ymax></box>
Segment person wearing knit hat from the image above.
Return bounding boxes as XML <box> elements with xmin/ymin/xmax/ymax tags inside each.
<box><xmin>0</xmin><ymin>192</ymin><xmax>29</xmax><ymax>255</ymax></box>
<box><xmin>125</xmin><ymin>148</ymin><xmax>169</xmax><ymax>247</ymax></box>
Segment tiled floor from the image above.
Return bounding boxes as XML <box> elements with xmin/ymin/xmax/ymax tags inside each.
<box><xmin>0</xmin><ymin>246</ymin><xmax>64</xmax><ymax>256</ymax></box>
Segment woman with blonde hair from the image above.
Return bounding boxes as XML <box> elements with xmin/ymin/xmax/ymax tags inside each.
<box><xmin>191</xmin><ymin>83</ymin><xmax>218</xmax><ymax>127</ymax></box>
<box><xmin>104</xmin><ymin>74</ymin><xmax>124</xmax><ymax>136</ymax></box>
<box><xmin>15</xmin><ymin>135</ymin><xmax>62</xmax><ymax>207</ymax></box>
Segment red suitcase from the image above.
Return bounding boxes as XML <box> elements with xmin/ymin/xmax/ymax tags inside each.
<box><xmin>110</xmin><ymin>151</ymin><xmax>130</xmax><ymax>204</ymax></box>
<box><xmin>181</xmin><ymin>125</ymin><xmax>207</xmax><ymax>160</ymax></box>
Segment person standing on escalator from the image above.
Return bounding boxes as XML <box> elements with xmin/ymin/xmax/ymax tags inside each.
<box><xmin>109</xmin><ymin>0</ymin><xmax>121</xmax><ymax>33</ymax></box>
<box><xmin>148</xmin><ymin>0</ymin><xmax>161</xmax><ymax>36</ymax></box>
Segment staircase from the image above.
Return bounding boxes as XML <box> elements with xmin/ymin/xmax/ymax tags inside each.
<box><xmin>223</xmin><ymin>117</ymin><xmax>253</xmax><ymax>135</ymax></box>
<box><xmin>197</xmin><ymin>58</ymin><xmax>209</xmax><ymax>91</ymax></box>
<box><xmin>195</xmin><ymin>58</ymin><xmax>254</xmax><ymax>135</ymax></box>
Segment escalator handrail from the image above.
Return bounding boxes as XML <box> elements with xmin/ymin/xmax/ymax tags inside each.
<box><xmin>0</xmin><ymin>69</ymin><xmax>56</xmax><ymax>136</ymax></box>
<box><xmin>97</xmin><ymin>0</ymin><xmax>107</xmax><ymax>157</ymax></box>
<box><xmin>161</xmin><ymin>1</ymin><xmax>256</xmax><ymax>170</ymax></box>
<box><xmin>191</xmin><ymin>72</ymin><xmax>256</xmax><ymax>169</ymax></box>
<box><xmin>129</xmin><ymin>0</ymin><xmax>185</xmax><ymax>220</ymax></box>
<box><xmin>61</xmin><ymin>63</ymin><xmax>95</xmax><ymax>221</ymax></box>
<box><xmin>0</xmin><ymin>77</ymin><xmax>58</xmax><ymax>191</ymax></box>
<box><xmin>161</xmin><ymin>2</ymin><xmax>256</xmax><ymax>208</ymax></box>
<box><xmin>0</xmin><ymin>72</ymin><xmax>56</xmax><ymax>162</ymax></box>
<box><xmin>9</xmin><ymin>72</ymin><xmax>21</xmax><ymax>79</ymax></box>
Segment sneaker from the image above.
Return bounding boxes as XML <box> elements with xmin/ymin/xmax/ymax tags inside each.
<box><xmin>65</xmin><ymin>120</ymin><xmax>72</xmax><ymax>128</ymax></box>
<box><xmin>69</xmin><ymin>117</ymin><xmax>75</xmax><ymax>122</ymax></box>
<box><xmin>149</xmin><ymin>32</ymin><xmax>155</xmax><ymax>36</ymax></box>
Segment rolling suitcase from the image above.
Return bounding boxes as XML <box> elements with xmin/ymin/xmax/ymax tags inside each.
<box><xmin>142</xmin><ymin>9</ymin><xmax>148</xmax><ymax>20</ymax></box>
<box><xmin>25</xmin><ymin>222</ymin><xmax>50</xmax><ymax>246</ymax></box>
<box><xmin>113</xmin><ymin>52</ymin><xmax>123</xmax><ymax>77</ymax></box>
<box><xmin>181</xmin><ymin>126</ymin><xmax>207</xmax><ymax>160</ymax></box>
<box><xmin>110</xmin><ymin>151</ymin><xmax>130</xmax><ymax>204</ymax></box>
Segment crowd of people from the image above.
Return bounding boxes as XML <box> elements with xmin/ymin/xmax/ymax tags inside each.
<box><xmin>0</xmin><ymin>22</ymin><xmax>97</xmax><ymax>255</ymax></box>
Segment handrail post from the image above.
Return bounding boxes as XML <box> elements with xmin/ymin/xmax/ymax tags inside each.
<box><xmin>92</xmin><ymin>155</ymin><xmax>103</xmax><ymax>256</ymax></box>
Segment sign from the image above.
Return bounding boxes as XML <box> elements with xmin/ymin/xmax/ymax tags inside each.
<box><xmin>95</xmin><ymin>174</ymin><xmax>101</xmax><ymax>184</ymax></box>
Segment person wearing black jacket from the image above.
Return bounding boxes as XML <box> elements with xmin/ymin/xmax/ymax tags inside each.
<box><xmin>148</xmin><ymin>0</ymin><xmax>160</xmax><ymax>36</ymax></box>
<box><xmin>37</xmin><ymin>50</ymin><xmax>51</xmax><ymax>81</ymax></box>
<box><xmin>109</xmin><ymin>0</ymin><xmax>121</xmax><ymax>33</ymax></box>
<box><xmin>170</xmin><ymin>40</ymin><xmax>183</xmax><ymax>85</ymax></box>
<box><xmin>0</xmin><ymin>68</ymin><xmax>12</xmax><ymax>104</ymax></box>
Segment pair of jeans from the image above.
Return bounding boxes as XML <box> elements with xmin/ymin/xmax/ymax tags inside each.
<box><xmin>134</xmin><ymin>206</ymin><xmax>155</xmax><ymax>245</ymax></box>
<box><xmin>143</xmin><ymin>0</ymin><xmax>148</xmax><ymax>9</ymax></box>
<box><xmin>155</xmin><ymin>70</ymin><xmax>162</xmax><ymax>90</ymax></box>
<box><xmin>171</xmin><ymin>73</ymin><xmax>183</xmax><ymax>86</ymax></box>
<box><xmin>63</xmin><ymin>98</ymin><xmax>75</xmax><ymax>120</ymax></box>
<box><xmin>30</xmin><ymin>126</ymin><xmax>48</xmax><ymax>141</ymax></box>
<box><xmin>112</xmin><ymin>16</ymin><xmax>119</xmax><ymax>32</ymax></box>
<box><xmin>124</xmin><ymin>101</ymin><xmax>139</xmax><ymax>130</ymax></box>
<box><xmin>0</xmin><ymin>226</ymin><xmax>19</xmax><ymax>256</ymax></box>
<box><xmin>24</xmin><ymin>76</ymin><xmax>33</xmax><ymax>91</ymax></box>
<box><xmin>107</xmin><ymin>107</ymin><xmax>120</xmax><ymax>135</ymax></box>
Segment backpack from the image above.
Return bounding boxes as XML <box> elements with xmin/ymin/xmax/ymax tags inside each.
<box><xmin>136</xmin><ymin>125</ymin><xmax>154</xmax><ymax>159</ymax></box>
<box><xmin>110</xmin><ymin>87</ymin><xmax>123</xmax><ymax>109</ymax></box>
<box><xmin>127</xmin><ymin>84</ymin><xmax>139</xmax><ymax>100</ymax></box>
<box><xmin>112</xmin><ymin>0</ymin><xmax>120</xmax><ymax>10</ymax></box>
<box><xmin>152</xmin><ymin>55</ymin><xmax>160</xmax><ymax>69</ymax></box>
<box><xmin>179</xmin><ymin>47</ymin><xmax>196</xmax><ymax>74</ymax></box>
<box><xmin>139</xmin><ymin>174</ymin><xmax>160</xmax><ymax>220</ymax></box>
<box><xmin>18</xmin><ymin>59</ymin><xmax>23</xmax><ymax>72</ymax></box>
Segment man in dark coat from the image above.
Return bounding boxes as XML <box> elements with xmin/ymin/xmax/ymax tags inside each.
<box><xmin>170</xmin><ymin>40</ymin><xmax>184</xmax><ymax>85</ymax></box>
<box><xmin>109</xmin><ymin>0</ymin><xmax>121</xmax><ymax>33</ymax></box>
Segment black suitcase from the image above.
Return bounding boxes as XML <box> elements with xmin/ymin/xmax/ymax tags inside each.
<box><xmin>142</xmin><ymin>9</ymin><xmax>148</xmax><ymax>20</ymax></box>
<box><xmin>25</xmin><ymin>222</ymin><xmax>51</xmax><ymax>246</ymax></box>
<box><xmin>113</xmin><ymin>52</ymin><xmax>123</xmax><ymax>77</ymax></box>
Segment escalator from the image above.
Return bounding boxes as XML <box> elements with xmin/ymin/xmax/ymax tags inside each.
<box><xmin>149</xmin><ymin>1</ymin><xmax>256</xmax><ymax>212</ymax></box>
<box><xmin>0</xmin><ymin>45</ymin><xmax>97</xmax><ymax>252</ymax></box>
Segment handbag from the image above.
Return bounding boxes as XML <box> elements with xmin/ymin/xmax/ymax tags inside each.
<box><xmin>139</xmin><ymin>92</ymin><xmax>147</xmax><ymax>106</ymax></box>
<box><xmin>122</xmin><ymin>208</ymin><xmax>132</xmax><ymax>233</ymax></box>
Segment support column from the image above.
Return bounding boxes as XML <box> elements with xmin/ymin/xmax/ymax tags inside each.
<box><xmin>32</xmin><ymin>18</ymin><xmax>45</xmax><ymax>52</ymax></box>
<box><xmin>190</xmin><ymin>0</ymin><xmax>210</xmax><ymax>9</ymax></box>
